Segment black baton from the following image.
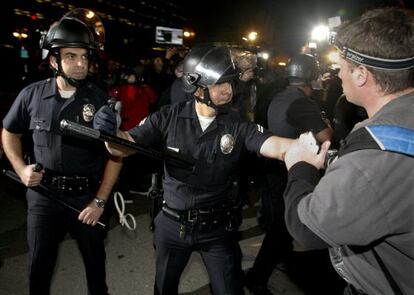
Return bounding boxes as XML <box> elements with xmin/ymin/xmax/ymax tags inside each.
<box><xmin>60</xmin><ymin>119</ymin><xmax>194</xmax><ymax>171</ymax></box>
<box><xmin>2</xmin><ymin>165</ymin><xmax>106</xmax><ymax>228</ymax></box>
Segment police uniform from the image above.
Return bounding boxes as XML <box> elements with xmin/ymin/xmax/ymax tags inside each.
<box><xmin>2</xmin><ymin>78</ymin><xmax>110</xmax><ymax>295</ymax></box>
<box><xmin>128</xmin><ymin>100</ymin><xmax>272</xmax><ymax>294</ymax></box>
<box><xmin>245</xmin><ymin>85</ymin><xmax>344</xmax><ymax>294</ymax></box>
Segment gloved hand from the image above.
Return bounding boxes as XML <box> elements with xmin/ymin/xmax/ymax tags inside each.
<box><xmin>93</xmin><ymin>105</ymin><xmax>117</xmax><ymax>135</ymax></box>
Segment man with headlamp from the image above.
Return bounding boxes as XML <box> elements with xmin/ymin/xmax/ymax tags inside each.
<box><xmin>283</xmin><ymin>7</ymin><xmax>414</xmax><ymax>295</ymax></box>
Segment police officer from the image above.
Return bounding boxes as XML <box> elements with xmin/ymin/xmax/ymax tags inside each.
<box><xmin>1</xmin><ymin>9</ymin><xmax>122</xmax><ymax>295</ymax></box>
<box><xmin>246</xmin><ymin>54</ymin><xmax>337</xmax><ymax>295</ymax></box>
<box><xmin>93</xmin><ymin>45</ymin><xmax>295</xmax><ymax>295</ymax></box>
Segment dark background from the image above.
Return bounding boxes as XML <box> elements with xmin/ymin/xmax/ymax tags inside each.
<box><xmin>0</xmin><ymin>0</ymin><xmax>411</xmax><ymax>109</ymax></box>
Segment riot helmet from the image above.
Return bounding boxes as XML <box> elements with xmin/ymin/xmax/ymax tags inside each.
<box><xmin>286</xmin><ymin>54</ymin><xmax>319</xmax><ymax>85</ymax></box>
<box><xmin>39</xmin><ymin>8</ymin><xmax>105</xmax><ymax>87</ymax></box>
<box><xmin>182</xmin><ymin>45</ymin><xmax>239</xmax><ymax>108</ymax></box>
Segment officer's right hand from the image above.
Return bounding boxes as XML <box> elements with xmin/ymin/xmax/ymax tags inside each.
<box><xmin>18</xmin><ymin>164</ymin><xmax>44</xmax><ymax>187</ymax></box>
<box><xmin>93</xmin><ymin>105</ymin><xmax>117</xmax><ymax>135</ymax></box>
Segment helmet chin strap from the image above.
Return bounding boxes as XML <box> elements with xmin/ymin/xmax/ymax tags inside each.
<box><xmin>194</xmin><ymin>83</ymin><xmax>233</xmax><ymax>114</ymax></box>
<box><xmin>52</xmin><ymin>54</ymin><xmax>87</xmax><ymax>88</ymax></box>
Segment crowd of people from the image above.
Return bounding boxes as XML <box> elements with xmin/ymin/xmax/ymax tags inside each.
<box><xmin>0</xmin><ymin>6</ymin><xmax>413</xmax><ymax>295</ymax></box>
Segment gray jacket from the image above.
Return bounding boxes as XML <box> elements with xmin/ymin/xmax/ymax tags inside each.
<box><xmin>286</xmin><ymin>91</ymin><xmax>414</xmax><ymax>294</ymax></box>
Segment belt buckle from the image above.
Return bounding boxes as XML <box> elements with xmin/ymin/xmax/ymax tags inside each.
<box><xmin>187</xmin><ymin>209</ymin><xmax>198</xmax><ymax>223</ymax></box>
<box><xmin>52</xmin><ymin>176</ymin><xmax>68</xmax><ymax>191</ymax></box>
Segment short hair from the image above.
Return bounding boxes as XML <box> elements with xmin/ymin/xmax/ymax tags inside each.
<box><xmin>336</xmin><ymin>7</ymin><xmax>414</xmax><ymax>94</ymax></box>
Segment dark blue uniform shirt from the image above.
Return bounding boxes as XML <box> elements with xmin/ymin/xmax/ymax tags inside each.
<box><xmin>267</xmin><ymin>87</ymin><xmax>327</xmax><ymax>139</ymax></box>
<box><xmin>129</xmin><ymin>100</ymin><xmax>272</xmax><ymax>210</ymax></box>
<box><xmin>3</xmin><ymin>78</ymin><xmax>108</xmax><ymax>177</ymax></box>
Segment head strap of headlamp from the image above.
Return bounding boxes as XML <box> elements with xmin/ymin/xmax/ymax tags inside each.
<box><xmin>334</xmin><ymin>40</ymin><xmax>414</xmax><ymax>71</ymax></box>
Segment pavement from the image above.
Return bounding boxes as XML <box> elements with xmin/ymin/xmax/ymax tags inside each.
<box><xmin>0</xmin><ymin>172</ymin><xmax>304</xmax><ymax>295</ymax></box>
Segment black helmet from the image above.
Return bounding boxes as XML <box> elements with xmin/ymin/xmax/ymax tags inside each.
<box><xmin>286</xmin><ymin>54</ymin><xmax>319</xmax><ymax>85</ymax></box>
<box><xmin>40</xmin><ymin>18</ymin><xmax>95</xmax><ymax>52</ymax></box>
<box><xmin>182</xmin><ymin>45</ymin><xmax>240</xmax><ymax>94</ymax></box>
<box><xmin>40</xmin><ymin>8</ymin><xmax>105</xmax><ymax>59</ymax></box>
<box><xmin>39</xmin><ymin>9</ymin><xmax>105</xmax><ymax>88</ymax></box>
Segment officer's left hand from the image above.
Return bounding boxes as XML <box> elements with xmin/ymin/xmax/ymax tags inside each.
<box><xmin>285</xmin><ymin>140</ymin><xmax>330</xmax><ymax>170</ymax></box>
<box><xmin>78</xmin><ymin>201</ymin><xmax>104</xmax><ymax>226</ymax></box>
<box><xmin>93</xmin><ymin>105</ymin><xmax>117</xmax><ymax>135</ymax></box>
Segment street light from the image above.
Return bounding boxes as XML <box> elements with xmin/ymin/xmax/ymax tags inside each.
<box><xmin>248</xmin><ymin>31</ymin><xmax>258</xmax><ymax>42</ymax></box>
<box><xmin>12</xmin><ymin>32</ymin><xmax>28</xmax><ymax>40</ymax></box>
<box><xmin>86</xmin><ymin>10</ymin><xmax>95</xmax><ymax>19</ymax></box>
<box><xmin>183</xmin><ymin>30</ymin><xmax>195</xmax><ymax>39</ymax></box>
<box><xmin>258</xmin><ymin>51</ymin><xmax>269</xmax><ymax>60</ymax></box>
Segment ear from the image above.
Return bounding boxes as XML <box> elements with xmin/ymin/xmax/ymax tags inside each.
<box><xmin>194</xmin><ymin>87</ymin><xmax>204</xmax><ymax>98</ymax></box>
<box><xmin>49</xmin><ymin>55</ymin><xmax>58</xmax><ymax>70</ymax></box>
<box><xmin>352</xmin><ymin>65</ymin><xmax>368</xmax><ymax>87</ymax></box>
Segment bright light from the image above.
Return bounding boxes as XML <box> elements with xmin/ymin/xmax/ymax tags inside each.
<box><xmin>258</xmin><ymin>52</ymin><xmax>269</xmax><ymax>60</ymax></box>
<box><xmin>311</xmin><ymin>25</ymin><xmax>329</xmax><ymax>42</ymax></box>
<box><xmin>330</xmin><ymin>63</ymin><xmax>341</xmax><ymax>70</ymax></box>
<box><xmin>278</xmin><ymin>62</ymin><xmax>287</xmax><ymax>66</ymax></box>
<box><xmin>86</xmin><ymin>10</ymin><xmax>95</xmax><ymax>19</ymax></box>
<box><xmin>12</xmin><ymin>32</ymin><xmax>20</xmax><ymax>38</ymax></box>
<box><xmin>20</xmin><ymin>33</ymin><xmax>28</xmax><ymax>38</ymax></box>
<box><xmin>183</xmin><ymin>31</ymin><xmax>195</xmax><ymax>38</ymax></box>
<box><xmin>308</xmin><ymin>42</ymin><xmax>317</xmax><ymax>49</ymax></box>
<box><xmin>242</xmin><ymin>37</ymin><xmax>248</xmax><ymax>41</ymax></box>
<box><xmin>327</xmin><ymin>50</ymin><xmax>340</xmax><ymax>64</ymax></box>
<box><xmin>248</xmin><ymin>31</ymin><xmax>258</xmax><ymax>41</ymax></box>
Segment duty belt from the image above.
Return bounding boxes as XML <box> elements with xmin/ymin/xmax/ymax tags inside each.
<box><xmin>161</xmin><ymin>201</ymin><xmax>240</xmax><ymax>237</ymax></box>
<box><xmin>42</xmin><ymin>172</ymin><xmax>93</xmax><ymax>193</ymax></box>
<box><xmin>162</xmin><ymin>203</ymin><xmax>229</xmax><ymax>224</ymax></box>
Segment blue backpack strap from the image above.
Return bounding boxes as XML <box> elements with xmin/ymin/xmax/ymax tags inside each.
<box><xmin>365</xmin><ymin>125</ymin><xmax>414</xmax><ymax>157</ymax></box>
<box><xmin>338</xmin><ymin>125</ymin><xmax>414</xmax><ymax>158</ymax></box>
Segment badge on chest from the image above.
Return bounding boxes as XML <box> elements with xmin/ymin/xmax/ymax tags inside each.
<box><xmin>220</xmin><ymin>134</ymin><xmax>235</xmax><ymax>154</ymax></box>
<box><xmin>82</xmin><ymin>104</ymin><xmax>96</xmax><ymax>122</ymax></box>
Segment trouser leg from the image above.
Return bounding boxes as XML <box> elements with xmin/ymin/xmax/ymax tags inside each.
<box><xmin>153</xmin><ymin>213</ymin><xmax>192</xmax><ymax>295</ymax></box>
<box><xmin>248</xmin><ymin>173</ymin><xmax>291</xmax><ymax>284</ymax></box>
<box><xmin>27</xmin><ymin>207</ymin><xmax>66</xmax><ymax>295</ymax></box>
<box><xmin>72</xmin><ymin>222</ymin><xmax>108</xmax><ymax>295</ymax></box>
<box><xmin>199</xmin><ymin>228</ymin><xmax>244</xmax><ymax>295</ymax></box>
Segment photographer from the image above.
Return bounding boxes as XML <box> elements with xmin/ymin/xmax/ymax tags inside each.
<box><xmin>283</xmin><ymin>7</ymin><xmax>414</xmax><ymax>295</ymax></box>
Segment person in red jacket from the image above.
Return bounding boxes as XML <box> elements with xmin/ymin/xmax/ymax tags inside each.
<box><xmin>112</xmin><ymin>69</ymin><xmax>157</xmax><ymax>131</ymax></box>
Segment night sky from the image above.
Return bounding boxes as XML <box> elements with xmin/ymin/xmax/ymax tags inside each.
<box><xmin>189</xmin><ymin>0</ymin><xmax>412</xmax><ymax>54</ymax></box>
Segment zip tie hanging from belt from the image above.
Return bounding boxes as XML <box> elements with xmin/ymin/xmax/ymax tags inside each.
<box><xmin>113</xmin><ymin>191</ymin><xmax>136</xmax><ymax>230</ymax></box>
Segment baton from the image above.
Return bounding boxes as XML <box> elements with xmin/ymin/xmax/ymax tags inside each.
<box><xmin>60</xmin><ymin>119</ymin><xmax>194</xmax><ymax>171</ymax></box>
<box><xmin>1</xmin><ymin>166</ymin><xmax>106</xmax><ymax>228</ymax></box>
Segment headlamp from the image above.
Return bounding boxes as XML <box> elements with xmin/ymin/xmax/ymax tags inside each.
<box><xmin>329</xmin><ymin>32</ymin><xmax>414</xmax><ymax>70</ymax></box>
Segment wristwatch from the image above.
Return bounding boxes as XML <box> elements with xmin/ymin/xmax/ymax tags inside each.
<box><xmin>94</xmin><ymin>197</ymin><xmax>106</xmax><ymax>208</ymax></box>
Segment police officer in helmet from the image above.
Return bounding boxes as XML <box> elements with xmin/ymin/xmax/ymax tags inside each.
<box><xmin>93</xmin><ymin>44</ymin><xmax>297</xmax><ymax>294</ymax></box>
<box><xmin>2</xmin><ymin>9</ymin><xmax>122</xmax><ymax>295</ymax></box>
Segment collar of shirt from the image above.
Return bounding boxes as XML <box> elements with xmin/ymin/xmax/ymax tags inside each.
<box><xmin>177</xmin><ymin>100</ymin><xmax>197</xmax><ymax>119</ymax></box>
<box><xmin>177</xmin><ymin>100</ymin><xmax>221</xmax><ymax>135</ymax></box>
<box><xmin>39</xmin><ymin>78</ymin><xmax>58</xmax><ymax>100</ymax></box>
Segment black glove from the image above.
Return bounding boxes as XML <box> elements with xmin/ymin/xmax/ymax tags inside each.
<box><xmin>93</xmin><ymin>105</ymin><xmax>117</xmax><ymax>135</ymax></box>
